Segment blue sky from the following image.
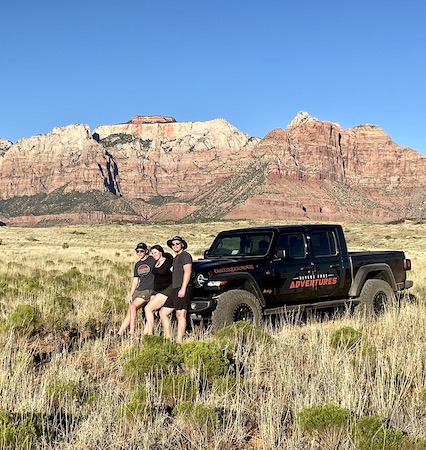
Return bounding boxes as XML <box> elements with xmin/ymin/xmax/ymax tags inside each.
<box><xmin>1</xmin><ymin>1</ymin><xmax>425</xmax><ymax>154</ymax></box>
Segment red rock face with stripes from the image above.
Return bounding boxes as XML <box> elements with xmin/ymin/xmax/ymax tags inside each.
<box><xmin>0</xmin><ymin>112</ymin><xmax>425</xmax><ymax>225</ymax></box>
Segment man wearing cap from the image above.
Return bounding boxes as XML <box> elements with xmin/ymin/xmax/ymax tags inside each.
<box><xmin>160</xmin><ymin>236</ymin><xmax>193</xmax><ymax>343</ymax></box>
<box><xmin>117</xmin><ymin>242</ymin><xmax>155</xmax><ymax>336</ymax></box>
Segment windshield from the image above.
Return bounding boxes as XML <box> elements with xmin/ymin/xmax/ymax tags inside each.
<box><xmin>206</xmin><ymin>231</ymin><xmax>273</xmax><ymax>257</ymax></box>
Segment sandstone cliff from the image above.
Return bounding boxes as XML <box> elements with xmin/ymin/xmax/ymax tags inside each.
<box><xmin>0</xmin><ymin>112</ymin><xmax>425</xmax><ymax>226</ymax></box>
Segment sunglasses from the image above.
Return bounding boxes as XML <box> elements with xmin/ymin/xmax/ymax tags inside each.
<box><xmin>136</xmin><ymin>249</ymin><xmax>146</xmax><ymax>253</ymax></box>
<box><xmin>171</xmin><ymin>242</ymin><xmax>182</xmax><ymax>246</ymax></box>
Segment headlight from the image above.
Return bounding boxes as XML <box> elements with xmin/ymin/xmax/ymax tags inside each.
<box><xmin>194</xmin><ymin>273</ymin><xmax>208</xmax><ymax>288</ymax></box>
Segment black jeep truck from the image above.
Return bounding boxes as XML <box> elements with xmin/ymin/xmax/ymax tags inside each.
<box><xmin>189</xmin><ymin>224</ymin><xmax>413</xmax><ymax>329</ymax></box>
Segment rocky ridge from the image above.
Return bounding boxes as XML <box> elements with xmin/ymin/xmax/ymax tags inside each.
<box><xmin>1</xmin><ymin>113</ymin><xmax>425</xmax><ymax>226</ymax></box>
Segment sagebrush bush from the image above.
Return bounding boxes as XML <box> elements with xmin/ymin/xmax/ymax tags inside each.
<box><xmin>330</xmin><ymin>326</ymin><xmax>364</xmax><ymax>350</ymax></box>
<box><xmin>181</xmin><ymin>340</ymin><xmax>232</xmax><ymax>382</ymax></box>
<box><xmin>214</xmin><ymin>320</ymin><xmax>273</xmax><ymax>347</ymax></box>
<box><xmin>0</xmin><ymin>410</ymin><xmax>38</xmax><ymax>450</ymax></box>
<box><xmin>353</xmin><ymin>415</ymin><xmax>406</xmax><ymax>450</ymax></box>
<box><xmin>159</xmin><ymin>373</ymin><xmax>198</xmax><ymax>408</ymax></box>
<box><xmin>298</xmin><ymin>403</ymin><xmax>352</xmax><ymax>449</ymax></box>
<box><xmin>173</xmin><ymin>401</ymin><xmax>218</xmax><ymax>431</ymax></box>
<box><xmin>45</xmin><ymin>378</ymin><xmax>86</xmax><ymax>409</ymax></box>
<box><xmin>120</xmin><ymin>386</ymin><xmax>149</xmax><ymax>420</ymax></box>
<box><xmin>297</xmin><ymin>403</ymin><xmax>352</xmax><ymax>433</ymax></box>
<box><xmin>211</xmin><ymin>374</ymin><xmax>239</xmax><ymax>396</ymax></box>
<box><xmin>5</xmin><ymin>304</ymin><xmax>42</xmax><ymax>336</ymax></box>
<box><xmin>123</xmin><ymin>336</ymin><xmax>183</xmax><ymax>382</ymax></box>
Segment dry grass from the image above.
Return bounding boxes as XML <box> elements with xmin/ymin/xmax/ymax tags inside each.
<box><xmin>0</xmin><ymin>220</ymin><xmax>425</xmax><ymax>449</ymax></box>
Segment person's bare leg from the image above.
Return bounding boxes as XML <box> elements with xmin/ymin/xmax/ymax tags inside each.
<box><xmin>144</xmin><ymin>294</ymin><xmax>167</xmax><ymax>335</ymax></box>
<box><xmin>175</xmin><ymin>309</ymin><xmax>187</xmax><ymax>343</ymax></box>
<box><xmin>129</xmin><ymin>298</ymin><xmax>145</xmax><ymax>335</ymax></box>
<box><xmin>160</xmin><ymin>307</ymin><xmax>175</xmax><ymax>340</ymax></box>
<box><xmin>118</xmin><ymin>307</ymin><xmax>132</xmax><ymax>335</ymax></box>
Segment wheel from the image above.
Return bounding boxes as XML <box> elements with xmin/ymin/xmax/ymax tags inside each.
<box><xmin>211</xmin><ymin>289</ymin><xmax>263</xmax><ymax>331</ymax></box>
<box><xmin>356</xmin><ymin>279</ymin><xmax>396</xmax><ymax>317</ymax></box>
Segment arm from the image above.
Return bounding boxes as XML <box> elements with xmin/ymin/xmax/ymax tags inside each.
<box><xmin>128</xmin><ymin>277</ymin><xmax>139</xmax><ymax>304</ymax></box>
<box><xmin>178</xmin><ymin>263</ymin><xmax>192</xmax><ymax>298</ymax></box>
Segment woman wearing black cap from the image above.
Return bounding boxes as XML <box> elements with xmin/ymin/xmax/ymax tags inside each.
<box><xmin>117</xmin><ymin>242</ymin><xmax>155</xmax><ymax>336</ymax></box>
<box><xmin>159</xmin><ymin>235</ymin><xmax>192</xmax><ymax>343</ymax></box>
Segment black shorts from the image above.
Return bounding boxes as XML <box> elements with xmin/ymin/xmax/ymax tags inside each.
<box><xmin>164</xmin><ymin>286</ymin><xmax>193</xmax><ymax>311</ymax></box>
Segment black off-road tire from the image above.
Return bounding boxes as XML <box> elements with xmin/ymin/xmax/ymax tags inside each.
<box><xmin>356</xmin><ymin>279</ymin><xmax>396</xmax><ymax>318</ymax></box>
<box><xmin>211</xmin><ymin>289</ymin><xmax>263</xmax><ymax>331</ymax></box>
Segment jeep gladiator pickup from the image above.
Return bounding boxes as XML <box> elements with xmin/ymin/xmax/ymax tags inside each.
<box><xmin>189</xmin><ymin>224</ymin><xmax>412</xmax><ymax>329</ymax></box>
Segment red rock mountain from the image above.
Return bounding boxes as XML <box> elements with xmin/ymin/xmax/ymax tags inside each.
<box><xmin>0</xmin><ymin>112</ymin><xmax>425</xmax><ymax>226</ymax></box>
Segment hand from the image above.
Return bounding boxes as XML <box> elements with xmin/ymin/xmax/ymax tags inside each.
<box><xmin>178</xmin><ymin>287</ymin><xmax>186</xmax><ymax>298</ymax></box>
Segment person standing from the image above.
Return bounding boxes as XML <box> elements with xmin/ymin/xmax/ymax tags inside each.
<box><xmin>143</xmin><ymin>245</ymin><xmax>173</xmax><ymax>335</ymax></box>
<box><xmin>159</xmin><ymin>235</ymin><xmax>193</xmax><ymax>343</ymax></box>
<box><xmin>118</xmin><ymin>242</ymin><xmax>154</xmax><ymax>336</ymax></box>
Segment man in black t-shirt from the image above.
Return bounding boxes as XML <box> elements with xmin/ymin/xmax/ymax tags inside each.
<box><xmin>160</xmin><ymin>235</ymin><xmax>193</xmax><ymax>343</ymax></box>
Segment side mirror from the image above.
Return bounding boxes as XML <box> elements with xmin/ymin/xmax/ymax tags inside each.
<box><xmin>203</xmin><ymin>249</ymin><xmax>209</xmax><ymax>258</ymax></box>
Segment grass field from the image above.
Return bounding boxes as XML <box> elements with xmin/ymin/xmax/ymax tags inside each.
<box><xmin>0</xmin><ymin>220</ymin><xmax>425</xmax><ymax>449</ymax></box>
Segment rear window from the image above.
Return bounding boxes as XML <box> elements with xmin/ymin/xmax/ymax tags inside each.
<box><xmin>311</xmin><ymin>230</ymin><xmax>338</xmax><ymax>257</ymax></box>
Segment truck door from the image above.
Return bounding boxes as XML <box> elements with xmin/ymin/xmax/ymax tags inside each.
<box><xmin>308</xmin><ymin>229</ymin><xmax>347</xmax><ymax>299</ymax></box>
<box><xmin>265</xmin><ymin>231</ymin><xmax>316</xmax><ymax>307</ymax></box>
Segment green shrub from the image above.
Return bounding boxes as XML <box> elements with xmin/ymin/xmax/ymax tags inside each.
<box><xmin>120</xmin><ymin>386</ymin><xmax>149</xmax><ymax>420</ymax></box>
<box><xmin>211</xmin><ymin>374</ymin><xmax>239</xmax><ymax>395</ymax></box>
<box><xmin>298</xmin><ymin>403</ymin><xmax>352</xmax><ymax>449</ymax></box>
<box><xmin>353</xmin><ymin>415</ymin><xmax>406</xmax><ymax>450</ymax></box>
<box><xmin>214</xmin><ymin>320</ymin><xmax>272</xmax><ymax>345</ymax></box>
<box><xmin>173</xmin><ymin>401</ymin><xmax>218</xmax><ymax>431</ymax></box>
<box><xmin>330</xmin><ymin>326</ymin><xmax>364</xmax><ymax>350</ymax></box>
<box><xmin>419</xmin><ymin>387</ymin><xmax>426</xmax><ymax>403</ymax></box>
<box><xmin>298</xmin><ymin>403</ymin><xmax>352</xmax><ymax>434</ymax></box>
<box><xmin>5</xmin><ymin>304</ymin><xmax>42</xmax><ymax>336</ymax></box>
<box><xmin>123</xmin><ymin>336</ymin><xmax>183</xmax><ymax>382</ymax></box>
<box><xmin>0</xmin><ymin>410</ymin><xmax>38</xmax><ymax>450</ymax></box>
<box><xmin>159</xmin><ymin>374</ymin><xmax>198</xmax><ymax>407</ymax></box>
<box><xmin>46</xmin><ymin>378</ymin><xmax>86</xmax><ymax>409</ymax></box>
<box><xmin>181</xmin><ymin>340</ymin><xmax>232</xmax><ymax>382</ymax></box>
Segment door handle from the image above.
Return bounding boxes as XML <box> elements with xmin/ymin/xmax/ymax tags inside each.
<box><xmin>329</xmin><ymin>264</ymin><xmax>341</xmax><ymax>269</ymax></box>
<box><xmin>300</xmin><ymin>266</ymin><xmax>312</xmax><ymax>271</ymax></box>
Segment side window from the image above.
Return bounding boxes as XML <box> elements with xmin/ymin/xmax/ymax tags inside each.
<box><xmin>311</xmin><ymin>230</ymin><xmax>338</xmax><ymax>257</ymax></box>
<box><xmin>276</xmin><ymin>233</ymin><xmax>306</xmax><ymax>259</ymax></box>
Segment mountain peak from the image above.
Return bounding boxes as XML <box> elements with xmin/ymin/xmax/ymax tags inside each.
<box><xmin>286</xmin><ymin>111</ymin><xmax>319</xmax><ymax>129</ymax></box>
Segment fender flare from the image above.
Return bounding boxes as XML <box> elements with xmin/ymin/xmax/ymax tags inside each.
<box><xmin>349</xmin><ymin>263</ymin><xmax>397</xmax><ymax>297</ymax></box>
<box><xmin>209</xmin><ymin>272</ymin><xmax>266</xmax><ymax>307</ymax></box>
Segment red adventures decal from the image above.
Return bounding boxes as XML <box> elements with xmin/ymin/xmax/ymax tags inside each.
<box><xmin>214</xmin><ymin>264</ymin><xmax>254</xmax><ymax>274</ymax></box>
<box><xmin>290</xmin><ymin>274</ymin><xmax>337</xmax><ymax>289</ymax></box>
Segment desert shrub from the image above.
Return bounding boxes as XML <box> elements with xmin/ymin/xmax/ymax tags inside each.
<box><xmin>173</xmin><ymin>401</ymin><xmax>218</xmax><ymax>431</ymax></box>
<box><xmin>298</xmin><ymin>403</ymin><xmax>352</xmax><ymax>448</ymax></box>
<box><xmin>214</xmin><ymin>320</ymin><xmax>273</xmax><ymax>351</ymax></box>
<box><xmin>330</xmin><ymin>326</ymin><xmax>377</xmax><ymax>359</ymax></box>
<box><xmin>298</xmin><ymin>403</ymin><xmax>352</xmax><ymax>434</ymax></box>
<box><xmin>62</xmin><ymin>242</ymin><xmax>69</xmax><ymax>249</ymax></box>
<box><xmin>181</xmin><ymin>340</ymin><xmax>232</xmax><ymax>382</ymax></box>
<box><xmin>159</xmin><ymin>374</ymin><xmax>198</xmax><ymax>407</ymax></box>
<box><xmin>123</xmin><ymin>336</ymin><xmax>183</xmax><ymax>382</ymax></box>
<box><xmin>419</xmin><ymin>388</ymin><xmax>426</xmax><ymax>403</ymax></box>
<box><xmin>353</xmin><ymin>415</ymin><xmax>406</xmax><ymax>450</ymax></box>
<box><xmin>330</xmin><ymin>326</ymin><xmax>364</xmax><ymax>350</ymax></box>
<box><xmin>211</xmin><ymin>374</ymin><xmax>240</xmax><ymax>396</ymax></box>
<box><xmin>46</xmin><ymin>378</ymin><xmax>87</xmax><ymax>409</ymax></box>
<box><xmin>5</xmin><ymin>304</ymin><xmax>42</xmax><ymax>336</ymax></box>
<box><xmin>120</xmin><ymin>386</ymin><xmax>149</xmax><ymax>420</ymax></box>
<box><xmin>0</xmin><ymin>410</ymin><xmax>38</xmax><ymax>450</ymax></box>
